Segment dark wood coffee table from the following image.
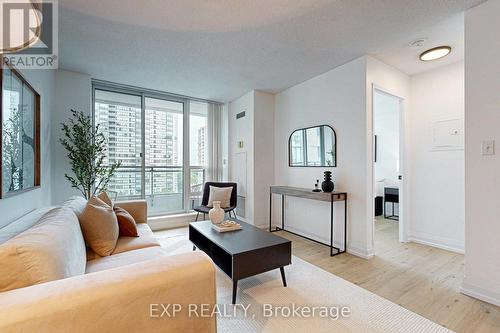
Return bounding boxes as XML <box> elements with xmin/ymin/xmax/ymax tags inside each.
<box><xmin>189</xmin><ymin>220</ymin><xmax>292</xmax><ymax>304</ymax></box>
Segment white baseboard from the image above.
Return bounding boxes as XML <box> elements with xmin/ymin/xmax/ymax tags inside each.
<box><xmin>461</xmin><ymin>281</ymin><xmax>500</xmax><ymax>307</ymax></box>
<box><xmin>270</xmin><ymin>224</ymin><xmax>373</xmax><ymax>260</ymax></box>
<box><xmin>408</xmin><ymin>231</ymin><xmax>465</xmax><ymax>254</ymax></box>
<box><xmin>347</xmin><ymin>244</ymin><xmax>375</xmax><ymax>260</ymax></box>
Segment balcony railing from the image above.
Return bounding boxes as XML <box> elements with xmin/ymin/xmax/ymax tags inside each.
<box><xmin>107</xmin><ymin>165</ymin><xmax>206</xmax><ymax>216</ymax></box>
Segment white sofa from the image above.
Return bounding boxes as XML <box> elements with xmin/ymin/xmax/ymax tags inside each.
<box><xmin>0</xmin><ymin>197</ymin><xmax>217</xmax><ymax>333</ymax></box>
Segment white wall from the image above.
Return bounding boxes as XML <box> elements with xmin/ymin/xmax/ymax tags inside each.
<box><xmin>229</xmin><ymin>91</ymin><xmax>254</xmax><ymax>221</ymax></box>
<box><xmin>0</xmin><ymin>68</ymin><xmax>91</xmax><ymax>226</ymax></box>
<box><xmin>409</xmin><ymin>62</ymin><xmax>465</xmax><ymax>253</ymax></box>
<box><xmin>0</xmin><ymin>69</ymin><xmax>55</xmax><ymax>228</ymax></box>
<box><xmin>228</xmin><ymin>55</ymin><xmax>465</xmax><ymax>260</ymax></box>
<box><xmin>253</xmin><ymin>91</ymin><xmax>275</xmax><ymax>227</ymax></box>
<box><xmin>273</xmin><ymin>57</ymin><xmax>369</xmax><ymax>257</ymax></box>
<box><xmin>51</xmin><ymin>70</ymin><xmax>92</xmax><ymax>204</ymax></box>
<box><xmin>228</xmin><ymin>90</ymin><xmax>275</xmax><ymax>226</ymax></box>
<box><xmin>374</xmin><ymin>91</ymin><xmax>400</xmax><ymax>196</ymax></box>
<box><xmin>462</xmin><ymin>0</ymin><xmax>500</xmax><ymax>306</ymax></box>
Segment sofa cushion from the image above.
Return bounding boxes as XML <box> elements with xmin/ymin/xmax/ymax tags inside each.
<box><xmin>114</xmin><ymin>206</ymin><xmax>139</xmax><ymax>237</ymax></box>
<box><xmin>85</xmin><ymin>246</ymin><xmax>167</xmax><ymax>273</ymax></box>
<box><xmin>112</xmin><ymin>223</ymin><xmax>160</xmax><ymax>255</ymax></box>
<box><xmin>0</xmin><ymin>207</ymin><xmax>86</xmax><ymax>292</ymax></box>
<box><xmin>114</xmin><ymin>200</ymin><xmax>148</xmax><ymax>224</ymax></box>
<box><xmin>0</xmin><ymin>207</ymin><xmax>54</xmax><ymax>245</ymax></box>
<box><xmin>79</xmin><ymin>197</ymin><xmax>119</xmax><ymax>257</ymax></box>
<box><xmin>62</xmin><ymin>196</ymin><xmax>87</xmax><ymax>217</ymax></box>
<box><xmin>85</xmin><ymin>224</ymin><xmax>160</xmax><ymax>260</ymax></box>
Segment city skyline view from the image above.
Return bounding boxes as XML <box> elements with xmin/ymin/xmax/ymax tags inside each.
<box><xmin>94</xmin><ymin>89</ymin><xmax>209</xmax><ymax>215</ymax></box>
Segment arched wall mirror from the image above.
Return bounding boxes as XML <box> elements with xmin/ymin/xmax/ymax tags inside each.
<box><xmin>289</xmin><ymin>125</ymin><xmax>336</xmax><ymax>167</ymax></box>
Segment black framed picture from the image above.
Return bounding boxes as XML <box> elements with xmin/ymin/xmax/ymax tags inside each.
<box><xmin>1</xmin><ymin>63</ymin><xmax>41</xmax><ymax>198</ymax></box>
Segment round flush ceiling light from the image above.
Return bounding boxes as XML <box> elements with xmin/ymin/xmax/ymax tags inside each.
<box><xmin>419</xmin><ymin>46</ymin><xmax>451</xmax><ymax>61</ymax></box>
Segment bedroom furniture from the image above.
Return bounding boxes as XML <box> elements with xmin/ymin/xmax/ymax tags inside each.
<box><xmin>384</xmin><ymin>187</ymin><xmax>399</xmax><ymax>220</ymax></box>
<box><xmin>189</xmin><ymin>220</ymin><xmax>291</xmax><ymax>304</ymax></box>
<box><xmin>269</xmin><ymin>186</ymin><xmax>347</xmax><ymax>256</ymax></box>
<box><xmin>0</xmin><ymin>197</ymin><xmax>217</xmax><ymax>333</ymax></box>
<box><xmin>289</xmin><ymin>125</ymin><xmax>337</xmax><ymax>167</ymax></box>
<box><xmin>194</xmin><ymin>182</ymin><xmax>238</xmax><ymax>221</ymax></box>
<box><xmin>375</xmin><ymin>196</ymin><xmax>383</xmax><ymax>216</ymax></box>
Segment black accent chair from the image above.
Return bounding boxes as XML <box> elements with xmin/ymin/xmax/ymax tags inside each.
<box><xmin>194</xmin><ymin>182</ymin><xmax>238</xmax><ymax>221</ymax></box>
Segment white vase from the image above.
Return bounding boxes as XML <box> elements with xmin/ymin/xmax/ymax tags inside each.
<box><xmin>209</xmin><ymin>201</ymin><xmax>225</xmax><ymax>225</ymax></box>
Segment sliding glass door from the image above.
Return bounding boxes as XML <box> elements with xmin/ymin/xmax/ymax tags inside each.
<box><xmin>93</xmin><ymin>83</ymin><xmax>215</xmax><ymax>216</ymax></box>
<box><xmin>145</xmin><ymin>97</ymin><xmax>185</xmax><ymax>215</ymax></box>
<box><xmin>94</xmin><ymin>90</ymin><xmax>143</xmax><ymax>198</ymax></box>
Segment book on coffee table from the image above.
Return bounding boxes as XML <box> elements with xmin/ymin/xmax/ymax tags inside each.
<box><xmin>211</xmin><ymin>222</ymin><xmax>242</xmax><ymax>233</ymax></box>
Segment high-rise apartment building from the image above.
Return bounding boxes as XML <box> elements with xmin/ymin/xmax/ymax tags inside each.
<box><xmin>197</xmin><ymin>126</ymin><xmax>206</xmax><ymax>166</ymax></box>
<box><xmin>95</xmin><ymin>97</ymin><xmax>182</xmax><ymax>199</ymax></box>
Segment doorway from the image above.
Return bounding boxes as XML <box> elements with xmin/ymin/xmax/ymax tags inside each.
<box><xmin>372</xmin><ymin>88</ymin><xmax>404</xmax><ymax>250</ymax></box>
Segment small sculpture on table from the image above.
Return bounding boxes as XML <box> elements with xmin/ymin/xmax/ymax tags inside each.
<box><xmin>312</xmin><ymin>179</ymin><xmax>321</xmax><ymax>192</ymax></box>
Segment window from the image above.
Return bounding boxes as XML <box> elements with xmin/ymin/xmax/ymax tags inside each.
<box><xmin>94</xmin><ymin>90</ymin><xmax>142</xmax><ymax>198</ymax></box>
<box><xmin>189</xmin><ymin>101</ymin><xmax>209</xmax><ymax>208</ymax></box>
<box><xmin>93</xmin><ymin>82</ymin><xmax>218</xmax><ymax>216</ymax></box>
<box><xmin>145</xmin><ymin>97</ymin><xmax>184</xmax><ymax>215</ymax></box>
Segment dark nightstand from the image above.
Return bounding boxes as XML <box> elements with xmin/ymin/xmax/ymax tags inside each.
<box><xmin>384</xmin><ymin>187</ymin><xmax>399</xmax><ymax>220</ymax></box>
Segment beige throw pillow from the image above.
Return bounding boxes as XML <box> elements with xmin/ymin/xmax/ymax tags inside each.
<box><xmin>98</xmin><ymin>191</ymin><xmax>113</xmax><ymax>207</ymax></box>
<box><xmin>0</xmin><ymin>207</ymin><xmax>86</xmax><ymax>292</ymax></box>
<box><xmin>79</xmin><ymin>196</ymin><xmax>119</xmax><ymax>256</ymax></box>
<box><xmin>207</xmin><ymin>186</ymin><xmax>232</xmax><ymax>208</ymax></box>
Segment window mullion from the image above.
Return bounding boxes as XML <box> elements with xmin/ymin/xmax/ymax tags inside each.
<box><xmin>141</xmin><ymin>93</ymin><xmax>146</xmax><ymax>199</ymax></box>
<box><xmin>183</xmin><ymin>100</ymin><xmax>190</xmax><ymax>212</ymax></box>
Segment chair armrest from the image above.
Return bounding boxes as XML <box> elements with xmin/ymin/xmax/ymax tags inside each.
<box><xmin>0</xmin><ymin>252</ymin><xmax>217</xmax><ymax>333</ymax></box>
<box><xmin>115</xmin><ymin>199</ymin><xmax>148</xmax><ymax>223</ymax></box>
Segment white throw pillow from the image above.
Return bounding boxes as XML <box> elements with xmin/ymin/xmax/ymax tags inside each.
<box><xmin>207</xmin><ymin>186</ymin><xmax>232</xmax><ymax>208</ymax></box>
<box><xmin>0</xmin><ymin>207</ymin><xmax>87</xmax><ymax>292</ymax></box>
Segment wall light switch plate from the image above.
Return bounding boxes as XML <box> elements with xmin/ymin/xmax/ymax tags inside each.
<box><xmin>482</xmin><ymin>140</ymin><xmax>495</xmax><ymax>155</ymax></box>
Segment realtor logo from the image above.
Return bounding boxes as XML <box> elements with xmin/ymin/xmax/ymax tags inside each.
<box><xmin>0</xmin><ymin>0</ymin><xmax>58</xmax><ymax>69</ymax></box>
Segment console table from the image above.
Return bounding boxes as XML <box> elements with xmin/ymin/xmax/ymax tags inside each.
<box><xmin>269</xmin><ymin>186</ymin><xmax>347</xmax><ymax>256</ymax></box>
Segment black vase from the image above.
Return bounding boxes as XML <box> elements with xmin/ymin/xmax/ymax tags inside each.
<box><xmin>321</xmin><ymin>171</ymin><xmax>334</xmax><ymax>192</ymax></box>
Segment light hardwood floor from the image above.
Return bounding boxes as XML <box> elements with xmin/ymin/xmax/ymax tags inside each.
<box><xmin>155</xmin><ymin>218</ymin><xmax>500</xmax><ymax>333</ymax></box>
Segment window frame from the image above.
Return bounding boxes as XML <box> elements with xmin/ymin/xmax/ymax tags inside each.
<box><xmin>0</xmin><ymin>63</ymin><xmax>41</xmax><ymax>199</ymax></box>
<box><xmin>92</xmin><ymin>80</ymin><xmax>217</xmax><ymax>216</ymax></box>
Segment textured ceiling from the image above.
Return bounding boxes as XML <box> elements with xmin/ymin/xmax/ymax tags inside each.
<box><xmin>58</xmin><ymin>0</ymin><xmax>482</xmax><ymax>102</ymax></box>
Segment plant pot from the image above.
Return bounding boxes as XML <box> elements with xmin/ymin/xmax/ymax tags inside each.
<box><xmin>209</xmin><ymin>201</ymin><xmax>225</xmax><ymax>224</ymax></box>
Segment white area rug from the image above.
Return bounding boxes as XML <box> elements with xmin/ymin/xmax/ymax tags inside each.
<box><xmin>157</xmin><ymin>234</ymin><xmax>452</xmax><ymax>333</ymax></box>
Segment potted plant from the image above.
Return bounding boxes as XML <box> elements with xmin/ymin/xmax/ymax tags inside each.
<box><xmin>60</xmin><ymin>109</ymin><xmax>121</xmax><ymax>199</ymax></box>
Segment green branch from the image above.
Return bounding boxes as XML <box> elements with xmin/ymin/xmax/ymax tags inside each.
<box><xmin>60</xmin><ymin>109</ymin><xmax>121</xmax><ymax>200</ymax></box>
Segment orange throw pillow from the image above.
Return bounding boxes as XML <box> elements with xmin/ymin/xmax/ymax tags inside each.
<box><xmin>114</xmin><ymin>207</ymin><xmax>139</xmax><ymax>237</ymax></box>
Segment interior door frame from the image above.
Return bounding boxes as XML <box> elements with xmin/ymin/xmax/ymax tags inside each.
<box><xmin>371</xmin><ymin>85</ymin><xmax>408</xmax><ymax>246</ymax></box>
